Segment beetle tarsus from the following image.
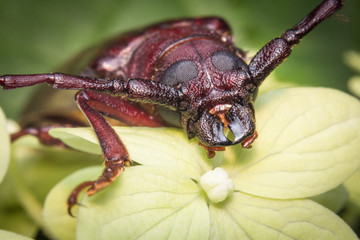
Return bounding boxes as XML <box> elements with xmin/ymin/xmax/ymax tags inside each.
<box><xmin>67</xmin><ymin>161</ymin><xmax>129</xmax><ymax>217</ymax></box>
<box><xmin>67</xmin><ymin>181</ymin><xmax>95</xmax><ymax>217</ymax></box>
<box><xmin>86</xmin><ymin>162</ymin><xmax>127</xmax><ymax>196</ymax></box>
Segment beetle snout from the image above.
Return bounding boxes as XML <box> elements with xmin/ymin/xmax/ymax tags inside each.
<box><xmin>194</xmin><ymin>103</ymin><xmax>256</xmax><ymax>147</ymax></box>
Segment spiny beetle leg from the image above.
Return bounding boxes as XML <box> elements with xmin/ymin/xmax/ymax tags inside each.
<box><xmin>67</xmin><ymin>90</ymin><xmax>132</xmax><ymax>216</ymax></box>
<box><xmin>0</xmin><ymin>73</ymin><xmax>180</xmax><ymax>110</ymax></box>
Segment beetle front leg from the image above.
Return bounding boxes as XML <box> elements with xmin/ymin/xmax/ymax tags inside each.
<box><xmin>1</xmin><ymin>74</ymin><xmax>181</xmax><ymax>109</ymax></box>
<box><xmin>68</xmin><ymin>90</ymin><xmax>131</xmax><ymax>216</ymax></box>
<box><xmin>0</xmin><ymin>73</ymin><xmax>117</xmax><ymax>91</ymax></box>
<box><xmin>249</xmin><ymin>0</ymin><xmax>343</xmax><ymax>86</ymax></box>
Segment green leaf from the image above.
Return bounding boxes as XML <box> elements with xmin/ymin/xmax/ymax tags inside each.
<box><xmin>49</xmin><ymin>127</ymin><xmax>211</xmax><ymax>179</ymax></box>
<box><xmin>345</xmin><ymin>169</ymin><xmax>360</xmax><ymax>206</ymax></box>
<box><xmin>4</xmin><ymin>135</ymin><xmax>100</xmax><ymax>235</ymax></box>
<box><xmin>44</xmin><ymin>166</ymin><xmax>210</xmax><ymax>240</ymax></box>
<box><xmin>209</xmin><ymin>192</ymin><xmax>358</xmax><ymax>240</ymax></box>
<box><xmin>0</xmin><ymin>230</ymin><xmax>32</xmax><ymax>240</ymax></box>
<box><xmin>232</xmin><ymin>88</ymin><xmax>360</xmax><ymax>199</ymax></box>
<box><xmin>310</xmin><ymin>185</ymin><xmax>348</xmax><ymax>213</ymax></box>
<box><xmin>0</xmin><ymin>108</ymin><xmax>10</xmax><ymax>183</ymax></box>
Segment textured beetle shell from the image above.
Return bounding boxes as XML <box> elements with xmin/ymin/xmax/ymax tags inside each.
<box><xmin>87</xmin><ymin>18</ymin><xmax>238</xmax><ymax>81</ymax></box>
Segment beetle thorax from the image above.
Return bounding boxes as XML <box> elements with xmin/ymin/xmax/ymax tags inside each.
<box><xmin>153</xmin><ymin>37</ymin><xmax>253</xmax><ymax>116</ymax></box>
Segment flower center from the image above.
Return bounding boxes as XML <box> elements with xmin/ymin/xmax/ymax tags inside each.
<box><xmin>199</xmin><ymin>167</ymin><xmax>234</xmax><ymax>203</ymax></box>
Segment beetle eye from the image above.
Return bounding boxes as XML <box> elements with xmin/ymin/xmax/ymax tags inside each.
<box><xmin>212</xmin><ymin>50</ymin><xmax>241</xmax><ymax>71</ymax></box>
<box><xmin>161</xmin><ymin>60</ymin><xmax>198</xmax><ymax>86</ymax></box>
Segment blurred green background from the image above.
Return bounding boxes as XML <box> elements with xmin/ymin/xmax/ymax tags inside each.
<box><xmin>0</xmin><ymin>0</ymin><xmax>359</xmax><ymax>119</ymax></box>
<box><xmin>0</xmin><ymin>0</ymin><xmax>359</xmax><ymax>238</ymax></box>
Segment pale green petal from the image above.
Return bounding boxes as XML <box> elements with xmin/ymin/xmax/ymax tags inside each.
<box><xmin>49</xmin><ymin>127</ymin><xmax>101</xmax><ymax>155</ymax></box>
<box><xmin>232</xmin><ymin>88</ymin><xmax>360</xmax><ymax>199</ymax></box>
<box><xmin>8</xmin><ymin>135</ymin><xmax>99</xmax><ymax>235</ymax></box>
<box><xmin>49</xmin><ymin>127</ymin><xmax>210</xmax><ymax>179</ymax></box>
<box><xmin>0</xmin><ymin>230</ymin><xmax>33</xmax><ymax>240</ymax></box>
<box><xmin>0</xmin><ymin>108</ymin><xmax>10</xmax><ymax>183</ymax></box>
<box><xmin>344</xmin><ymin>51</ymin><xmax>360</xmax><ymax>97</ymax></box>
<box><xmin>209</xmin><ymin>192</ymin><xmax>358</xmax><ymax>240</ymax></box>
<box><xmin>43</xmin><ymin>167</ymin><xmax>100</xmax><ymax>240</ymax></box>
<box><xmin>348</xmin><ymin>76</ymin><xmax>360</xmax><ymax>98</ymax></box>
<box><xmin>344</xmin><ymin>51</ymin><xmax>360</xmax><ymax>73</ymax></box>
<box><xmin>77</xmin><ymin>166</ymin><xmax>208</xmax><ymax>240</ymax></box>
<box><xmin>44</xmin><ymin>165</ymin><xmax>209</xmax><ymax>240</ymax></box>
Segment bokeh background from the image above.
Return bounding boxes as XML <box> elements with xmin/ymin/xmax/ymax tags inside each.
<box><xmin>0</xmin><ymin>0</ymin><xmax>359</xmax><ymax>119</ymax></box>
<box><xmin>0</xmin><ymin>0</ymin><xmax>359</xmax><ymax>238</ymax></box>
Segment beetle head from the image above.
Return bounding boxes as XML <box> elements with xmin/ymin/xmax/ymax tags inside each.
<box><xmin>155</xmin><ymin>38</ymin><xmax>257</xmax><ymax>147</ymax></box>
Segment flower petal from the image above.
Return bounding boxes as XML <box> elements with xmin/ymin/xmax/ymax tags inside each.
<box><xmin>232</xmin><ymin>88</ymin><xmax>360</xmax><ymax>199</ymax></box>
<box><xmin>348</xmin><ymin>76</ymin><xmax>360</xmax><ymax>98</ymax></box>
<box><xmin>77</xmin><ymin>166</ymin><xmax>209</xmax><ymax>240</ymax></box>
<box><xmin>0</xmin><ymin>230</ymin><xmax>32</xmax><ymax>240</ymax></box>
<box><xmin>49</xmin><ymin>127</ymin><xmax>210</xmax><ymax>179</ymax></box>
<box><xmin>43</xmin><ymin>166</ymin><xmax>210</xmax><ymax>240</ymax></box>
<box><xmin>209</xmin><ymin>192</ymin><xmax>357</xmax><ymax>240</ymax></box>
<box><xmin>43</xmin><ymin>167</ymin><xmax>96</xmax><ymax>240</ymax></box>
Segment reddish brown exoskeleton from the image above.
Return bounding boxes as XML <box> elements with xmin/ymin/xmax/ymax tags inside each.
<box><xmin>0</xmin><ymin>0</ymin><xmax>344</xmax><ymax>216</ymax></box>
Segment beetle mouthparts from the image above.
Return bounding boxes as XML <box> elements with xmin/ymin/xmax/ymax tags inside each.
<box><xmin>193</xmin><ymin>103</ymin><xmax>255</xmax><ymax>147</ymax></box>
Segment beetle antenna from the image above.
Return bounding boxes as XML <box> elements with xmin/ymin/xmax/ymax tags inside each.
<box><xmin>249</xmin><ymin>0</ymin><xmax>344</xmax><ymax>86</ymax></box>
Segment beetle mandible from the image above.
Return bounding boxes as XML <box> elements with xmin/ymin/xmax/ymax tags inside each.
<box><xmin>0</xmin><ymin>0</ymin><xmax>344</xmax><ymax>216</ymax></box>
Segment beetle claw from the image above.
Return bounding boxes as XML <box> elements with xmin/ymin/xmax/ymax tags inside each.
<box><xmin>67</xmin><ymin>181</ymin><xmax>95</xmax><ymax>217</ymax></box>
<box><xmin>66</xmin><ymin>161</ymin><xmax>127</xmax><ymax>217</ymax></box>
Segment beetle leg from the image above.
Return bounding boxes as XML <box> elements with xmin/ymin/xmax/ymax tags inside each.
<box><xmin>1</xmin><ymin>74</ymin><xmax>181</xmax><ymax>110</ymax></box>
<box><xmin>67</xmin><ymin>181</ymin><xmax>95</xmax><ymax>217</ymax></box>
<box><xmin>249</xmin><ymin>0</ymin><xmax>343</xmax><ymax>86</ymax></box>
<box><xmin>68</xmin><ymin>90</ymin><xmax>131</xmax><ymax>216</ymax></box>
<box><xmin>10</xmin><ymin>91</ymin><xmax>166</xmax><ymax>148</ymax></box>
<box><xmin>0</xmin><ymin>73</ymin><xmax>116</xmax><ymax>90</ymax></box>
<box><xmin>82</xmin><ymin>90</ymin><xmax>167</xmax><ymax>127</ymax></box>
<box><xmin>11</xmin><ymin>125</ymin><xmax>70</xmax><ymax>147</ymax></box>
